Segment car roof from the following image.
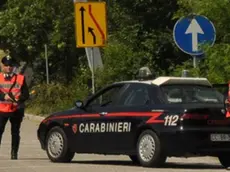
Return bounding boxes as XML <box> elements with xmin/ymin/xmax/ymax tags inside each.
<box><xmin>115</xmin><ymin>76</ymin><xmax>212</xmax><ymax>87</ymax></box>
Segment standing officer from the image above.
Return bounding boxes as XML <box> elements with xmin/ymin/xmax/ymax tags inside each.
<box><xmin>0</xmin><ymin>55</ymin><xmax>29</xmax><ymax>160</ymax></box>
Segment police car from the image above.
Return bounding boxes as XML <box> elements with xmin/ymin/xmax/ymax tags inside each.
<box><xmin>37</xmin><ymin>69</ymin><xmax>230</xmax><ymax>168</ymax></box>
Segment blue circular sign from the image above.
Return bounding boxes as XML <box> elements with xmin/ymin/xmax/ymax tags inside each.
<box><xmin>173</xmin><ymin>15</ymin><xmax>216</xmax><ymax>56</ymax></box>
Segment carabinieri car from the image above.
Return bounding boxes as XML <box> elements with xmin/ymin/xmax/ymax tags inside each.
<box><xmin>37</xmin><ymin>76</ymin><xmax>230</xmax><ymax>168</ymax></box>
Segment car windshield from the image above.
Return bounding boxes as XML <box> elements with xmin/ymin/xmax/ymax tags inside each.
<box><xmin>161</xmin><ymin>85</ymin><xmax>224</xmax><ymax>104</ymax></box>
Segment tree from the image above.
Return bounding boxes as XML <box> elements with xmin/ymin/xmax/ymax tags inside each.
<box><xmin>0</xmin><ymin>0</ymin><xmax>7</xmax><ymax>7</ymax></box>
<box><xmin>104</xmin><ymin>0</ymin><xmax>188</xmax><ymax>78</ymax></box>
<box><xmin>0</xmin><ymin>0</ymin><xmax>85</xmax><ymax>84</ymax></box>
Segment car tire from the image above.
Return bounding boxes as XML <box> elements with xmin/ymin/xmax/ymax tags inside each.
<box><xmin>218</xmin><ymin>153</ymin><xmax>230</xmax><ymax>168</ymax></box>
<box><xmin>129</xmin><ymin>155</ymin><xmax>139</xmax><ymax>164</ymax></box>
<box><xmin>45</xmin><ymin>126</ymin><xmax>75</xmax><ymax>162</ymax></box>
<box><xmin>137</xmin><ymin>129</ymin><xmax>166</xmax><ymax>167</ymax></box>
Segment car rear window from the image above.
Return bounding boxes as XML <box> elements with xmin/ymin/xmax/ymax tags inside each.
<box><xmin>161</xmin><ymin>85</ymin><xmax>224</xmax><ymax>104</ymax></box>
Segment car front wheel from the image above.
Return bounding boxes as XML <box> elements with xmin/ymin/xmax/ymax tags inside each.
<box><xmin>45</xmin><ymin>126</ymin><xmax>75</xmax><ymax>162</ymax></box>
<box><xmin>137</xmin><ymin>129</ymin><xmax>166</xmax><ymax>167</ymax></box>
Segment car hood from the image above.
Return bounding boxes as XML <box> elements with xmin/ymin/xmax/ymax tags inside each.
<box><xmin>45</xmin><ymin>107</ymin><xmax>84</xmax><ymax>119</ymax></box>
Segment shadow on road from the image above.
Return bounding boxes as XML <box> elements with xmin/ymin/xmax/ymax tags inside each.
<box><xmin>70</xmin><ymin>160</ymin><xmax>136</xmax><ymax>166</ymax></box>
<box><xmin>19</xmin><ymin>157</ymin><xmax>49</xmax><ymax>160</ymax></box>
<box><xmin>69</xmin><ymin>160</ymin><xmax>223</xmax><ymax>169</ymax></box>
<box><xmin>164</xmin><ymin>162</ymin><xmax>222</xmax><ymax>169</ymax></box>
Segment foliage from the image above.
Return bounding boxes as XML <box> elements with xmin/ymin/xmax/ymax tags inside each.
<box><xmin>26</xmin><ymin>83</ymin><xmax>73</xmax><ymax>115</ymax></box>
<box><xmin>203</xmin><ymin>44</ymin><xmax>230</xmax><ymax>83</ymax></box>
<box><xmin>107</xmin><ymin>0</ymin><xmax>187</xmax><ymax>76</ymax></box>
<box><xmin>0</xmin><ymin>0</ymin><xmax>84</xmax><ymax>85</ymax></box>
<box><xmin>26</xmin><ymin>64</ymin><xmax>91</xmax><ymax>115</ymax></box>
<box><xmin>96</xmin><ymin>39</ymin><xmax>144</xmax><ymax>86</ymax></box>
<box><xmin>0</xmin><ymin>0</ymin><xmax>230</xmax><ymax>115</ymax></box>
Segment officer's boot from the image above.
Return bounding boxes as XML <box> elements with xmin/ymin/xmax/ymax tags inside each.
<box><xmin>11</xmin><ymin>149</ymin><xmax>18</xmax><ymax>160</ymax></box>
<box><xmin>11</xmin><ymin>135</ymin><xmax>20</xmax><ymax>160</ymax></box>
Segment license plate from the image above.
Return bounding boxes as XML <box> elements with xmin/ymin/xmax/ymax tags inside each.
<box><xmin>210</xmin><ymin>134</ymin><xmax>230</xmax><ymax>142</ymax></box>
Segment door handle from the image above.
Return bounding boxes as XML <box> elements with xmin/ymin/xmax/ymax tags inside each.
<box><xmin>99</xmin><ymin>112</ymin><xmax>107</xmax><ymax>116</ymax></box>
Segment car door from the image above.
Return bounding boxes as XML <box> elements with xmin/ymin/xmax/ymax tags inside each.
<box><xmin>84</xmin><ymin>83</ymin><xmax>156</xmax><ymax>154</ymax></box>
<box><xmin>71</xmin><ymin>83</ymin><xmax>128</xmax><ymax>153</ymax></box>
<box><xmin>101</xmin><ymin>83</ymin><xmax>157</xmax><ymax>154</ymax></box>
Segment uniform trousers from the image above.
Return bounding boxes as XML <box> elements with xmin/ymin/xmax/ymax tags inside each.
<box><xmin>0</xmin><ymin>109</ymin><xmax>24</xmax><ymax>154</ymax></box>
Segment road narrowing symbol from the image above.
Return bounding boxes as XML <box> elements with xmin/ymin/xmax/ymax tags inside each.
<box><xmin>75</xmin><ymin>2</ymin><xmax>107</xmax><ymax>47</ymax></box>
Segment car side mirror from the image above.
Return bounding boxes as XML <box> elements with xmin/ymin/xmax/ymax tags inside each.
<box><xmin>75</xmin><ymin>100</ymin><xmax>84</xmax><ymax>108</ymax></box>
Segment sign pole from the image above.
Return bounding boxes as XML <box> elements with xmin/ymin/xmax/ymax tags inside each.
<box><xmin>90</xmin><ymin>47</ymin><xmax>95</xmax><ymax>94</ymax></box>
<box><xmin>45</xmin><ymin>44</ymin><xmax>49</xmax><ymax>84</ymax></box>
<box><xmin>193</xmin><ymin>56</ymin><xmax>197</xmax><ymax>68</ymax></box>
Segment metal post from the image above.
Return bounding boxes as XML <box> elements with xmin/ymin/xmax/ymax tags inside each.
<box><xmin>45</xmin><ymin>44</ymin><xmax>49</xmax><ymax>84</ymax></box>
<box><xmin>90</xmin><ymin>47</ymin><xmax>95</xmax><ymax>94</ymax></box>
<box><xmin>193</xmin><ymin>56</ymin><xmax>197</xmax><ymax>68</ymax></box>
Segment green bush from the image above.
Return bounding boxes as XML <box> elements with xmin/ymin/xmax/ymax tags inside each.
<box><xmin>26</xmin><ymin>65</ymin><xmax>91</xmax><ymax>116</ymax></box>
<box><xmin>26</xmin><ymin>83</ymin><xmax>74</xmax><ymax>116</ymax></box>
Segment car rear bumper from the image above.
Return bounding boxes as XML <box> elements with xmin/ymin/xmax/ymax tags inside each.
<box><xmin>161</xmin><ymin>130</ymin><xmax>230</xmax><ymax>156</ymax></box>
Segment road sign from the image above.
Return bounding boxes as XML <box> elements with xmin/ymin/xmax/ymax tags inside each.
<box><xmin>74</xmin><ymin>2</ymin><xmax>107</xmax><ymax>47</ymax></box>
<box><xmin>173</xmin><ymin>15</ymin><xmax>216</xmax><ymax>56</ymax></box>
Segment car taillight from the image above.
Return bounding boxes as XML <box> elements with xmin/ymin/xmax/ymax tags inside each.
<box><xmin>181</xmin><ymin>113</ymin><xmax>209</xmax><ymax>120</ymax></box>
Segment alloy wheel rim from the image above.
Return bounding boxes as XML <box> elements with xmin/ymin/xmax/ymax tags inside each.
<box><xmin>139</xmin><ymin>134</ymin><xmax>156</xmax><ymax>162</ymax></box>
<box><xmin>47</xmin><ymin>132</ymin><xmax>64</xmax><ymax>158</ymax></box>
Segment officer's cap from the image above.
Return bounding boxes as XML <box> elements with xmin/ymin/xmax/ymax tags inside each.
<box><xmin>1</xmin><ymin>55</ymin><xmax>14</xmax><ymax>66</ymax></box>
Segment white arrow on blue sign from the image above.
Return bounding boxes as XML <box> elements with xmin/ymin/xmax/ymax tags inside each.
<box><xmin>173</xmin><ymin>15</ymin><xmax>216</xmax><ymax>56</ymax></box>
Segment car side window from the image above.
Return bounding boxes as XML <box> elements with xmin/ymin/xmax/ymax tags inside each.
<box><xmin>166</xmin><ymin>88</ymin><xmax>183</xmax><ymax>103</ymax></box>
<box><xmin>118</xmin><ymin>84</ymin><xmax>151</xmax><ymax>106</ymax></box>
<box><xmin>86</xmin><ymin>84</ymin><xmax>125</xmax><ymax>108</ymax></box>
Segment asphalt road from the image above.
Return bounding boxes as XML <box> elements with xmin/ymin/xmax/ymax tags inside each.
<box><xmin>0</xmin><ymin>118</ymin><xmax>228</xmax><ymax>172</ymax></box>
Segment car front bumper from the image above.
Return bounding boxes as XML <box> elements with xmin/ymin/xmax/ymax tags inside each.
<box><xmin>37</xmin><ymin>123</ymin><xmax>46</xmax><ymax>150</ymax></box>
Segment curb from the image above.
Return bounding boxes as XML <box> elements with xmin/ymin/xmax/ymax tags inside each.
<box><xmin>24</xmin><ymin>113</ymin><xmax>45</xmax><ymax>122</ymax></box>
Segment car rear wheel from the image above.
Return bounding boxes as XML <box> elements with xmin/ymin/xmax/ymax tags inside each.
<box><xmin>137</xmin><ymin>129</ymin><xmax>166</xmax><ymax>167</ymax></box>
<box><xmin>218</xmin><ymin>153</ymin><xmax>230</xmax><ymax>168</ymax></box>
<box><xmin>45</xmin><ymin>126</ymin><xmax>75</xmax><ymax>162</ymax></box>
